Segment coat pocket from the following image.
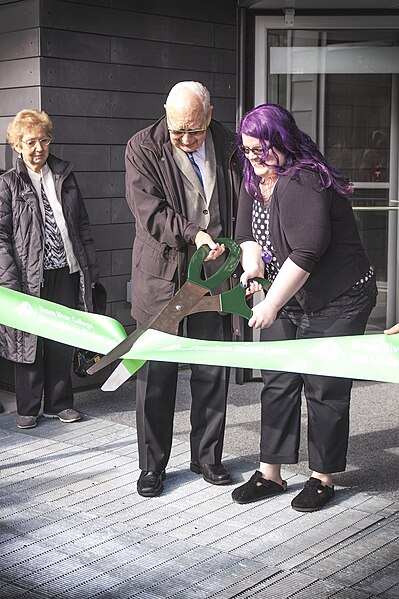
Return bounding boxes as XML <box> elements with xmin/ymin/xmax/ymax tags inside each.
<box><xmin>131</xmin><ymin>239</ymin><xmax>178</xmax><ymax>320</ymax></box>
<box><xmin>133</xmin><ymin>239</ymin><xmax>177</xmax><ymax>281</ymax></box>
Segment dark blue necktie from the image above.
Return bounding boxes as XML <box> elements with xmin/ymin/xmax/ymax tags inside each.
<box><xmin>187</xmin><ymin>152</ymin><xmax>204</xmax><ymax>189</ymax></box>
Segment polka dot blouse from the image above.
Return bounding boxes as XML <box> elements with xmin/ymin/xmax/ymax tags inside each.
<box><xmin>252</xmin><ymin>198</ymin><xmax>280</xmax><ymax>283</ymax></box>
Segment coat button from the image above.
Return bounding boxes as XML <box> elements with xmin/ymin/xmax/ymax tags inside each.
<box><xmin>203</xmin><ymin>209</ymin><xmax>208</xmax><ymax>215</ymax></box>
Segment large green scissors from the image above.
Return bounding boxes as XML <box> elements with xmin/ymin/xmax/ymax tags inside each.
<box><xmin>88</xmin><ymin>238</ymin><xmax>270</xmax><ymax>390</ymax></box>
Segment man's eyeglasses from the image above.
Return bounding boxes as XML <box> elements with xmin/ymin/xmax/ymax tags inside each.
<box><xmin>239</xmin><ymin>145</ymin><xmax>271</xmax><ymax>156</ymax></box>
<box><xmin>168</xmin><ymin>128</ymin><xmax>207</xmax><ymax>137</ymax></box>
<box><xmin>21</xmin><ymin>138</ymin><xmax>52</xmax><ymax>148</ymax></box>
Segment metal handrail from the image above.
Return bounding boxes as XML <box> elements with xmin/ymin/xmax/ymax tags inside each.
<box><xmin>352</xmin><ymin>206</ymin><xmax>399</xmax><ymax>211</ymax></box>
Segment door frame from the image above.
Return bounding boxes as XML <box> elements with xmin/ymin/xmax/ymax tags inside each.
<box><xmin>251</xmin><ymin>13</ymin><xmax>399</xmax><ymax>327</ymax></box>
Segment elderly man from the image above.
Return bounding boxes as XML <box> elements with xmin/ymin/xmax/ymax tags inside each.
<box><xmin>125</xmin><ymin>81</ymin><xmax>241</xmax><ymax>497</ymax></box>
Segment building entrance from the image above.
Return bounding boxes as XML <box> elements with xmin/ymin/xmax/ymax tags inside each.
<box><xmin>254</xmin><ymin>16</ymin><xmax>399</xmax><ymax>331</ymax></box>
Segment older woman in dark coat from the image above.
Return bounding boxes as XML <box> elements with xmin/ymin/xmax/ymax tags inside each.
<box><xmin>0</xmin><ymin>109</ymin><xmax>99</xmax><ymax>428</ymax></box>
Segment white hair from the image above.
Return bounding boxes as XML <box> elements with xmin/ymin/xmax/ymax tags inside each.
<box><xmin>165</xmin><ymin>81</ymin><xmax>211</xmax><ymax>114</ymax></box>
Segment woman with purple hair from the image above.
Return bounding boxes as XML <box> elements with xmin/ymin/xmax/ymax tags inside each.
<box><xmin>232</xmin><ymin>104</ymin><xmax>377</xmax><ymax>512</ymax></box>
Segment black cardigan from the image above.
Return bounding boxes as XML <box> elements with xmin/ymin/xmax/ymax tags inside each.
<box><xmin>235</xmin><ymin>170</ymin><xmax>372</xmax><ymax>312</ymax></box>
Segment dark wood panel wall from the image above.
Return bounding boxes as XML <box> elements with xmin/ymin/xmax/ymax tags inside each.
<box><xmin>0</xmin><ymin>0</ymin><xmax>238</xmax><ymax>333</ymax></box>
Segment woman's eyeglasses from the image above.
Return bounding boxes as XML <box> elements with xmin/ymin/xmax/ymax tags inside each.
<box><xmin>21</xmin><ymin>138</ymin><xmax>52</xmax><ymax>148</ymax></box>
<box><xmin>239</xmin><ymin>145</ymin><xmax>271</xmax><ymax>157</ymax></box>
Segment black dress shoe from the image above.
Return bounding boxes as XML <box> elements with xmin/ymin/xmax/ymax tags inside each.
<box><xmin>137</xmin><ymin>470</ymin><xmax>165</xmax><ymax>497</ymax></box>
<box><xmin>190</xmin><ymin>462</ymin><xmax>232</xmax><ymax>485</ymax></box>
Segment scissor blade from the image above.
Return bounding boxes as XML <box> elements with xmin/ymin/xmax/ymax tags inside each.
<box><xmin>101</xmin><ymin>360</ymin><xmax>142</xmax><ymax>391</ymax></box>
<box><xmin>187</xmin><ymin>295</ymin><xmax>221</xmax><ymax>314</ymax></box>
<box><xmin>88</xmin><ymin>280</ymin><xmax>208</xmax><ymax>375</ymax></box>
<box><xmin>87</xmin><ymin>327</ymin><xmax>145</xmax><ymax>375</ymax></box>
<box><xmin>149</xmin><ymin>280</ymin><xmax>209</xmax><ymax>333</ymax></box>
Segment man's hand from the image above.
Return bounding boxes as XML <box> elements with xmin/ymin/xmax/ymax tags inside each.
<box><xmin>194</xmin><ymin>231</ymin><xmax>225</xmax><ymax>261</ymax></box>
<box><xmin>384</xmin><ymin>323</ymin><xmax>399</xmax><ymax>335</ymax></box>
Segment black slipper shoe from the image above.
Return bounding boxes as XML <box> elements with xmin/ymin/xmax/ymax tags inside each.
<box><xmin>232</xmin><ymin>470</ymin><xmax>287</xmax><ymax>504</ymax></box>
<box><xmin>291</xmin><ymin>477</ymin><xmax>334</xmax><ymax>512</ymax></box>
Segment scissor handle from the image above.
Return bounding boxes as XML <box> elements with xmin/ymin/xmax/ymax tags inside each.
<box><xmin>188</xmin><ymin>237</ymin><xmax>241</xmax><ymax>290</ymax></box>
<box><xmin>220</xmin><ymin>277</ymin><xmax>271</xmax><ymax>319</ymax></box>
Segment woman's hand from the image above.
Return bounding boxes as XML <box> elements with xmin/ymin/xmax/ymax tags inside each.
<box><xmin>240</xmin><ymin>269</ymin><xmax>265</xmax><ymax>297</ymax></box>
<box><xmin>384</xmin><ymin>323</ymin><xmax>399</xmax><ymax>335</ymax></box>
<box><xmin>248</xmin><ymin>298</ymin><xmax>278</xmax><ymax>329</ymax></box>
<box><xmin>247</xmin><ymin>258</ymin><xmax>310</xmax><ymax>329</ymax></box>
<box><xmin>239</xmin><ymin>241</ymin><xmax>265</xmax><ymax>295</ymax></box>
<box><xmin>194</xmin><ymin>231</ymin><xmax>225</xmax><ymax>261</ymax></box>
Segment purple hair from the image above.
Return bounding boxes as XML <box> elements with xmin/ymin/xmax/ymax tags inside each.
<box><xmin>237</xmin><ymin>103</ymin><xmax>352</xmax><ymax>200</ymax></box>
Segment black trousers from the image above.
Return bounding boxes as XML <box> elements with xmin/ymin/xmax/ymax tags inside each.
<box><xmin>15</xmin><ymin>268</ymin><xmax>79</xmax><ymax>417</ymax></box>
<box><xmin>259</xmin><ymin>277</ymin><xmax>377</xmax><ymax>474</ymax></box>
<box><xmin>136</xmin><ymin>310</ymin><xmax>230</xmax><ymax>471</ymax></box>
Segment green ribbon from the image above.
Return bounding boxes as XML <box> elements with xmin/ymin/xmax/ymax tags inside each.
<box><xmin>0</xmin><ymin>287</ymin><xmax>126</xmax><ymax>352</ymax></box>
<box><xmin>1</xmin><ymin>286</ymin><xmax>399</xmax><ymax>385</ymax></box>
<box><xmin>125</xmin><ymin>329</ymin><xmax>399</xmax><ymax>384</ymax></box>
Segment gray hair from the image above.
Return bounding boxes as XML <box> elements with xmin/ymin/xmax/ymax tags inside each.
<box><xmin>165</xmin><ymin>81</ymin><xmax>211</xmax><ymax>113</ymax></box>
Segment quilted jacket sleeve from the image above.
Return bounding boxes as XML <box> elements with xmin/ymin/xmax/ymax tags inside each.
<box><xmin>0</xmin><ymin>175</ymin><xmax>22</xmax><ymax>291</ymax></box>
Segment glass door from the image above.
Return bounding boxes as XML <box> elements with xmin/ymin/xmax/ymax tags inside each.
<box><xmin>253</xmin><ymin>16</ymin><xmax>399</xmax><ymax>332</ymax></box>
